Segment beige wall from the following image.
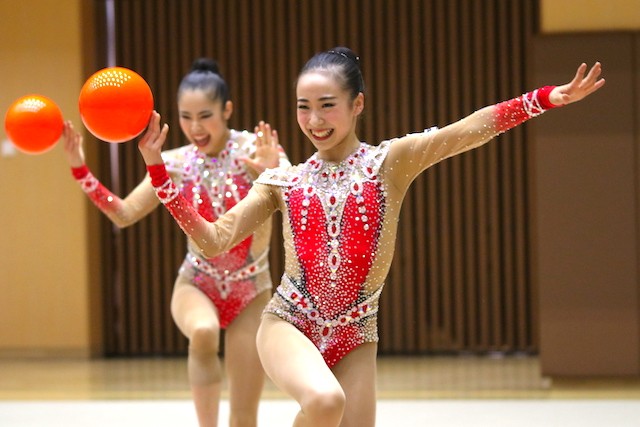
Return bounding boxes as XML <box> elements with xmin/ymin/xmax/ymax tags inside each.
<box><xmin>0</xmin><ymin>0</ymin><xmax>100</xmax><ymax>357</ymax></box>
<box><xmin>541</xmin><ymin>0</ymin><xmax>640</xmax><ymax>32</ymax></box>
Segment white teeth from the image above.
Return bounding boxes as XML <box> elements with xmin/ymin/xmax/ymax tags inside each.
<box><xmin>312</xmin><ymin>129</ymin><xmax>332</xmax><ymax>138</ymax></box>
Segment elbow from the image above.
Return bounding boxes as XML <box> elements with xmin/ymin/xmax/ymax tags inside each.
<box><xmin>113</xmin><ymin>220</ymin><xmax>132</xmax><ymax>229</ymax></box>
<box><xmin>200</xmin><ymin>245</ymin><xmax>219</xmax><ymax>259</ymax></box>
<box><xmin>110</xmin><ymin>215</ymin><xmax>137</xmax><ymax>229</ymax></box>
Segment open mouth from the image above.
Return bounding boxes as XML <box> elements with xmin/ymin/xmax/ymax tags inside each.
<box><xmin>192</xmin><ymin>135</ymin><xmax>210</xmax><ymax>147</ymax></box>
<box><xmin>310</xmin><ymin>129</ymin><xmax>333</xmax><ymax>141</ymax></box>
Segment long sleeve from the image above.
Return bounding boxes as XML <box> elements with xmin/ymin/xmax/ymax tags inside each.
<box><xmin>71</xmin><ymin>165</ymin><xmax>159</xmax><ymax>228</ymax></box>
<box><xmin>385</xmin><ymin>86</ymin><xmax>557</xmax><ymax>191</ymax></box>
<box><xmin>148</xmin><ymin>164</ymin><xmax>279</xmax><ymax>258</ymax></box>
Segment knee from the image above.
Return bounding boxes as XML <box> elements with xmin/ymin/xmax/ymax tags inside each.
<box><xmin>301</xmin><ymin>387</ymin><xmax>346</xmax><ymax>423</ymax></box>
<box><xmin>188</xmin><ymin>324</ymin><xmax>220</xmax><ymax>359</ymax></box>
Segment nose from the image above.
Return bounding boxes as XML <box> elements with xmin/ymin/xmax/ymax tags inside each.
<box><xmin>190</xmin><ymin>119</ymin><xmax>203</xmax><ymax>132</ymax></box>
<box><xmin>309</xmin><ymin>110</ymin><xmax>323</xmax><ymax>126</ymax></box>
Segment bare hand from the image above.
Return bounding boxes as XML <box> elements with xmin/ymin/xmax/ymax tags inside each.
<box><xmin>138</xmin><ymin>111</ymin><xmax>169</xmax><ymax>165</ymax></box>
<box><xmin>549</xmin><ymin>62</ymin><xmax>605</xmax><ymax>106</ymax></box>
<box><xmin>62</xmin><ymin>121</ymin><xmax>86</xmax><ymax>168</ymax></box>
<box><xmin>242</xmin><ymin>120</ymin><xmax>281</xmax><ymax>174</ymax></box>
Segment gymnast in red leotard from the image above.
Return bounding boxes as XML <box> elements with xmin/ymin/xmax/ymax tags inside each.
<box><xmin>64</xmin><ymin>58</ymin><xmax>289</xmax><ymax>427</ymax></box>
<box><xmin>138</xmin><ymin>48</ymin><xmax>604</xmax><ymax>427</ymax></box>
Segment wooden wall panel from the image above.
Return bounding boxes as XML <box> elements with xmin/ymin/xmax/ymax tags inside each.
<box><xmin>532</xmin><ymin>33</ymin><xmax>640</xmax><ymax>376</ymax></box>
<box><xmin>92</xmin><ymin>0</ymin><xmax>539</xmax><ymax>356</ymax></box>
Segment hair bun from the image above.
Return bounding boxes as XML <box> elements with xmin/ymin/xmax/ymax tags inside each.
<box><xmin>329</xmin><ymin>47</ymin><xmax>360</xmax><ymax>66</ymax></box>
<box><xmin>190</xmin><ymin>58</ymin><xmax>221</xmax><ymax>76</ymax></box>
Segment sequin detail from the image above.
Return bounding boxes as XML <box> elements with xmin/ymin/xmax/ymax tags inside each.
<box><xmin>181</xmin><ymin>249</ymin><xmax>269</xmax><ymax>300</ymax></box>
<box><xmin>164</xmin><ymin>131</ymin><xmax>254</xmax><ymax>221</ymax></box>
<box><xmin>278</xmin><ymin>275</ymin><xmax>382</xmax><ymax>351</ymax></box>
<box><xmin>77</xmin><ymin>172</ymin><xmax>99</xmax><ymax>193</ymax></box>
<box><xmin>521</xmin><ymin>89</ymin><xmax>545</xmax><ymax>118</ymax></box>
<box><xmin>263</xmin><ymin>142</ymin><xmax>390</xmax><ymax>367</ymax></box>
<box><xmin>154</xmin><ymin>178</ymin><xmax>180</xmax><ymax>203</ymax></box>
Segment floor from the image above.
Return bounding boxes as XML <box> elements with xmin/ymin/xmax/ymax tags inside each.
<box><xmin>1</xmin><ymin>355</ymin><xmax>639</xmax><ymax>426</ymax></box>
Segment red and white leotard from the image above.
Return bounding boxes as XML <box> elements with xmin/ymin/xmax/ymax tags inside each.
<box><xmin>149</xmin><ymin>88</ymin><xmax>557</xmax><ymax>365</ymax></box>
<box><xmin>74</xmin><ymin>129</ymin><xmax>286</xmax><ymax>328</ymax></box>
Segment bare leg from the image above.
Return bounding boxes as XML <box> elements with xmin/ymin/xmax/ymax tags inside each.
<box><xmin>331</xmin><ymin>343</ymin><xmax>378</xmax><ymax>427</ymax></box>
<box><xmin>256</xmin><ymin>314</ymin><xmax>346</xmax><ymax>427</ymax></box>
<box><xmin>172</xmin><ymin>275</ymin><xmax>222</xmax><ymax>427</ymax></box>
<box><xmin>224</xmin><ymin>290</ymin><xmax>270</xmax><ymax>427</ymax></box>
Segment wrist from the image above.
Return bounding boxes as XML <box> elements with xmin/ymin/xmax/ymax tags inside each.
<box><xmin>536</xmin><ymin>85</ymin><xmax>557</xmax><ymax>109</ymax></box>
<box><xmin>147</xmin><ymin>164</ymin><xmax>169</xmax><ymax>187</ymax></box>
<box><xmin>71</xmin><ymin>165</ymin><xmax>89</xmax><ymax>179</ymax></box>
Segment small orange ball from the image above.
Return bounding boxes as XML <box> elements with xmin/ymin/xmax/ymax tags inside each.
<box><xmin>4</xmin><ymin>94</ymin><xmax>64</xmax><ymax>155</ymax></box>
<box><xmin>78</xmin><ymin>66</ymin><xmax>154</xmax><ymax>143</ymax></box>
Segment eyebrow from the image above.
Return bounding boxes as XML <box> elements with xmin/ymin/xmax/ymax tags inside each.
<box><xmin>179</xmin><ymin>109</ymin><xmax>212</xmax><ymax>115</ymax></box>
<box><xmin>297</xmin><ymin>95</ymin><xmax>338</xmax><ymax>103</ymax></box>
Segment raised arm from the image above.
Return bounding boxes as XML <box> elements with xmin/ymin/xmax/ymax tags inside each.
<box><xmin>139</xmin><ymin>112</ymin><xmax>279</xmax><ymax>258</ymax></box>
<box><xmin>387</xmin><ymin>62</ymin><xmax>605</xmax><ymax>188</ymax></box>
<box><xmin>63</xmin><ymin>121</ymin><xmax>160</xmax><ymax>228</ymax></box>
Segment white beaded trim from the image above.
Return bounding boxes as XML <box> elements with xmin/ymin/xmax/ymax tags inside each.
<box><xmin>77</xmin><ymin>172</ymin><xmax>99</xmax><ymax>193</ymax></box>
<box><xmin>522</xmin><ymin>89</ymin><xmax>545</xmax><ymax>118</ymax></box>
<box><xmin>154</xmin><ymin>178</ymin><xmax>180</xmax><ymax>204</ymax></box>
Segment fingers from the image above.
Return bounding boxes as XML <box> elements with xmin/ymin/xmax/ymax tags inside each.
<box><xmin>62</xmin><ymin>120</ymin><xmax>82</xmax><ymax>147</ymax></box>
<box><xmin>255</xmin><ymin>120</ymin><xmax>278</xmax><ymax>147</ymax></box>
<box><xmin>141</xmin><ymin>111</ymin><xmax>163</xmax><ymax>143</ymax></box>
<box><xmin>572</xmin><ymin>62</ymin><xmax>588</xmax><ymax>85</ymax></box>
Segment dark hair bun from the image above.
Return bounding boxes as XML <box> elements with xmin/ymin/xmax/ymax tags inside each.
<box><xmin>330</xmin><ymin>47</ymin><xmax>360</xmax><ymax>66</ymax></box>
<box><xmin>190</xmin><ymin>58</ymin><xmax>221</xmax><ymax>76</ymax></box>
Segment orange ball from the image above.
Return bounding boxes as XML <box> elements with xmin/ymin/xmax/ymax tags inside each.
<box><xmin>78</xmin><ymin>66</ymin><xmax>154</xmax><ymax>143</ymax></box>
<box><xmin>4</xmin><ymin>94</ymin><xmax>64</xmax><ymax>155</ymax></box>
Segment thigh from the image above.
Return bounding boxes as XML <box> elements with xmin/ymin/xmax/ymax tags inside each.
<box><xmin>171</xmin><ymin>274</ymin><xmax>220</xmax><ymax>339</ymax></box>
<box><xmin>224</xmin><ymin>291</ymin><xmax>270</xmax><ymax>408</ymax></box>
<box><xmin>331</xmin><ymin>343</ymin><xmax>378</xmax><ymax>427</ymax></box>
<box><xmin>256</xmin><ymin>314</ymin><xmax>342</xmax><ymax>402</ymax></box>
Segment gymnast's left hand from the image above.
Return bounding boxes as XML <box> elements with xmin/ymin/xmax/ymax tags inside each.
<box><xmin>549</xmin><ymin>62</ymin><xmax>605</xmax><ymax>106</ymax></box>
<box><xmin>242</xmin><ymin>121</ymin><xmax>281</xmax><ymax>174</ymax></box>
<box><xmin>138</xmin><ymin>111</ymin><xmax>169</xmax><ymax>165</ymax></box>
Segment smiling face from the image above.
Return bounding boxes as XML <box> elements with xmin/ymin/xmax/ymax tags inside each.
<box><xmin>296</xmin><ymin>71</ymin><xmax>364</xmax><ymax>162</ymax></box>
<box><xmin>178</xmin><ymin>89</ymin><xmax>232</xmax><ymax>156</ymax></box>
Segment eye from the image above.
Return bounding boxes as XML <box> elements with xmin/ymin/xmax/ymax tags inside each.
<box><xmin>322</xmin><ymin>102</ymin><xmax>335</xmax><ymax>109</ymax></box>
<box><xmin>297</xmin><ymin>104</ymin><xmax>309</xmax><ymax>110</ymax></box>
<box><xmin>199</xmin><ymin>112</ymin><xmax>213</xmax><ymax>119</ymax></box>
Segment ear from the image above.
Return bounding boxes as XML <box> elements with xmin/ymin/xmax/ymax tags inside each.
<box><xmin>353</xmin><ymin>92</ymin><xmax>365</xmax><ymax>116</ymax></box>
<box><xmin>223</xmin><ymin>100</ymin><xmax>233</xmax><ymax>120</ymax></box>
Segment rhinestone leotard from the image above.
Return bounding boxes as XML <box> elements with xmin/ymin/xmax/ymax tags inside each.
<box><xmin>151</xmin><ymin>90</ymin><xmax>553</xmax><ymax>364</ymax></box>
<box><xmin>164</xmin><ymin>130</ymin><xmax>275</xmax><ymax>328</ymax></box>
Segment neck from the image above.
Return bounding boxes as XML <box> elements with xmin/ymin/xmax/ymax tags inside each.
<box><xmin>317</xmin><ymin>135</ymin><xmax>360</xmax><ymax>163</ymax></box>
<box><xmin>202</xmin><ymin>129</ymin><xmax>231</xmax><ymax>157</ymax></box>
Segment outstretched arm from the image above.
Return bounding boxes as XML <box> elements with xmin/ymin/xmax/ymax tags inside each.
<box><xmin>387</xmin><ymin>62</ymin><xmax>605</xmax><ymax>188</ymax></box>
<box><xmin>63</xmin><ymin>121</ymin><xmax>159</xmax><ymax>228</ymax></box>
<box><xmin>139</xmin><ymin>112</ymin><xmax>278</xmax><ymax>258</ymax></box>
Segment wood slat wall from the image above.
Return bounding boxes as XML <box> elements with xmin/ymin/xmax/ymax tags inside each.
<box><xmin>92</xmin><ymin>0</ymin><xmax>539</xmax><ymax>356</ymax></box>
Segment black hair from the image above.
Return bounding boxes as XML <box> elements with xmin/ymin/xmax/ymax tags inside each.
<box><xmin>178</xmin><ymin>58</ymin><xmax>230</xmax><ymax>104</ymax></box>
<box><xmin>298</xmin><ymin>47</ymin><xmax>364</xmax><ymax>100</ymax></box>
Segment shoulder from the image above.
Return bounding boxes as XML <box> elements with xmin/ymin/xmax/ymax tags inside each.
<box><xmin>161</xmin><ymin>145</ymin><xmax>194</xmax><ymax>172</ymax></box>
<box><xmin>255</xmin><ymin>163</ymin><xmax>302</xmax><ymax>187</ymax></box>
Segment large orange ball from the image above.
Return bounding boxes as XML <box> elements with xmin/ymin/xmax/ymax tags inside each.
<box><xmin>78</xmin><ymin>66</ymin><xmax>154</xmax><ymax>143</ymax></box>
<box><xmin>4</xmin><ymin>94</ymin><xmax>64</xmax><ymax>155</ymax></box>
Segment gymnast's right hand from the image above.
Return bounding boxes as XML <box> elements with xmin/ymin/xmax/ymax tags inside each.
<box><xmin>62</xmin><ymin>120</ymin><xmax>85</xmax><ymax>168</ymax></box>
<box><xmin>138</xmin><ymin>111</ymin><xmax>169</xmax><ymax>166</ymax></box>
